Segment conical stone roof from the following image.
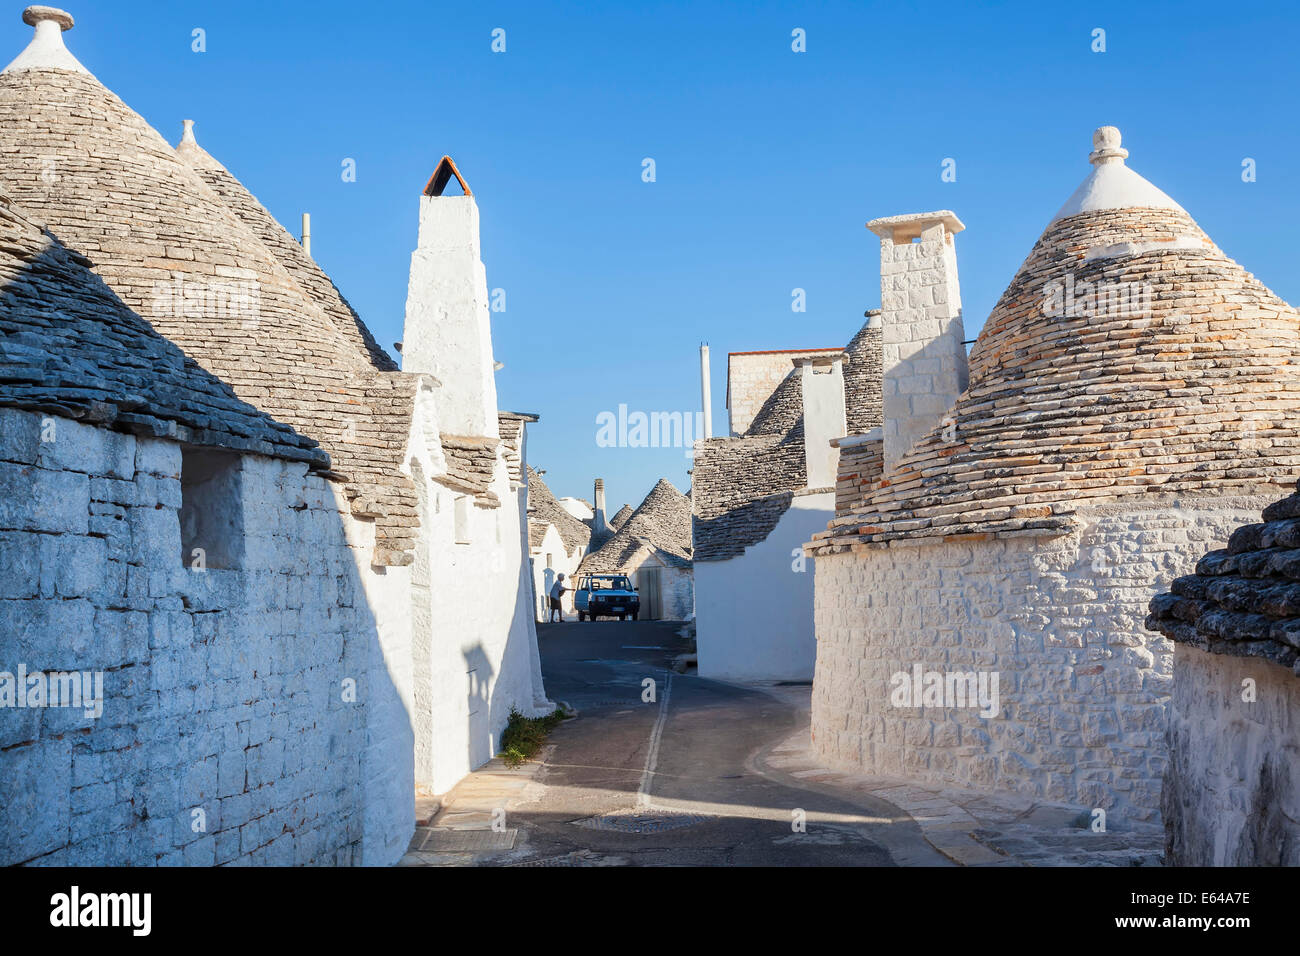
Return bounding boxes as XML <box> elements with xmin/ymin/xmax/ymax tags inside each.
<box><xmin>526</xmin><ymin>466</ymin><xmax>591</xmax><ymax>554</ymax></box>
<box><xmin>0</xmin><ymin>187</ymin><xmax>322</xmax><ymax>462</ymax></box>
<box><xmin>810</xmin><ymin>127</ymin><xmax>1300</xmax><ymax>555</ymax></box>
<box><xmin>174</xmin><ymin>120</ymin><xmax>398</xmax><ymax>373</ymax></box>
<box><xmin>0</xmin><ymin>8</ymin><xmax>420</xmax><ymax>563</ymax></box>
<box><xmin>582</xmin><ymin>478</ymin><xmax>692</xmax><ymax>572</ymax></box>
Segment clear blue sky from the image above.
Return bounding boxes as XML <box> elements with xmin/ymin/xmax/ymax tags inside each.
<box><xmin>11</xmin><ymin>1</ymin><xmax>1300</xmax><ymax>511</ymax></box>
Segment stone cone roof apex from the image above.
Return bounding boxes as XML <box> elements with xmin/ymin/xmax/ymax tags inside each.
<box><xmin>3</xmin><ymin>6</ymin><xmax>90</xmax><ymax>75</ymax></box>
<box><xmin>1051</xmin><ymin>126</ymin><xmax>1185</xmax><ymax>223</ymax></box>
<box><xmin>174</xmin><ymin>119</ymin><xmax>225</xmax><ymax>171</ymax></box>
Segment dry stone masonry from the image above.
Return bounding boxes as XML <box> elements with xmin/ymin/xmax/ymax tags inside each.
<box><xmin>0</xmin><ymin>6</ymin><xmax>551</xmax><ymax>865</ymax></box>
<box><xmin>808</xmin><ymin>127</ymin><xmax>1300</xmax><ymax>822</ymax></box>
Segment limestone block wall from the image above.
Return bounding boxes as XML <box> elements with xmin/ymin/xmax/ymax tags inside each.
<box><xmin>876</xmin><ymin>221</ymin><xmax>967</xmax><ymax>470</ymax></box>
<box><xmin>0</xmin><ymin>409</ymin><xmax>414</xmax><ymax>866</ymax></box>
<box><xmin>1163</xmin><ymin>647</ymin><xmax>1300</xmax><ymax>865</ymax></box>
<box><xmin>727</xmin><ymin>350</ymin><xmax>839</xmax><ymax>437</ymax></box>
<box><xmin>810</xmin><ymin>496</ymin><xmax>1270</xmax><ymax>823</ymax></box>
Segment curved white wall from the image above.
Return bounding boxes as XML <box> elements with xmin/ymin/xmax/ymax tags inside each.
<box><xmin>811</xmin><ymin>496</ymin><xmax>1272</xmax><ymax>824</ymax></box>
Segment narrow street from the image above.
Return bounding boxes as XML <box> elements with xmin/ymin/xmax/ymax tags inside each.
<box><xmin>464</xmin><ymin>621</ymin><xmax>945</xmax><ymax>866</ymax></box>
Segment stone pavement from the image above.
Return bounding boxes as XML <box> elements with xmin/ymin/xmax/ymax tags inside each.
<box><xmin>396</xmin><ymin>650</ymin><xmax>1164</xmax><ymax>868</ymax></box>
<box><xmin>399</xmin><ymin>751</ymin><xmax>551</xmax><ymax>867</ymax></box>
<box><xmin>753</xmin><ymin>684</ymin><xmax>1165</xmax><ymax>867</ymax></box>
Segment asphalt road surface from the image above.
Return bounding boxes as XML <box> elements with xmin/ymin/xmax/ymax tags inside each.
<box><xmin>498</xmin><ymin>620</ymin><xmax>945</xmax><ymax>866</ymax></box>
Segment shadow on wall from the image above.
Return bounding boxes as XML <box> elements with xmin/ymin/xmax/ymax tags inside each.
<box><xmin>463</xmin><ymin>642</ymin><xmax>496</xmax><ymax>771</ymax></box>
<box><xmin>0</xmin><ymin>234</ymin><xmax>415</xmax><ymax>866</ymax></box>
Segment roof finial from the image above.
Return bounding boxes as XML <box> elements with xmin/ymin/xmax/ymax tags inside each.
<box><xmin>4</xmin><ymin>5</ymin><xmax>88</xmax><ymax>74</ymax></box>
<box><xmin>181</xmin><ymin>119</ymin><xmax>197</xmax><ymax>145</ymax></box>
<box><xmin>1089</xmin><ymin>126</ymin><xmax>1128</xmax><ymax>166</ymax></box>
<box><xmin>23</xmin><ymin>5</ymin><xmax>74</xmax><ymax>30</ymax></box>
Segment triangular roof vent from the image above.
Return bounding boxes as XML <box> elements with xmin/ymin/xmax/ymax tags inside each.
<box><xmin>422</xmin><ymin>155</ymin><xmax>472</xmax><ymax>197</ymax></box>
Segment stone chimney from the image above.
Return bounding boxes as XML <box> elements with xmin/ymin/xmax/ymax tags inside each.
<box><xmin>866</xmin><ymin>210</ymin><xmax>968</xmax><ymax>472</ymax></box>
<box><xmin>796</xmin><ymin>354</ymin><xmax>847</xmax><ymax>490</ymax></box>
<box><xmin>400</xmin><ymin>156</ymin><xmax>499</xmax><ymax>438</ymax></box>
<box><xmin>592</xmin><ymin>478</ymin><xmax>608</xmax><ymax>538</ymax></box>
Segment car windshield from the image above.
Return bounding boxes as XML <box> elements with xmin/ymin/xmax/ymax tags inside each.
<box><xmin>589</xmin><ymin>576</ymin><xmax>632</xmax><ymax>590</ymax></box>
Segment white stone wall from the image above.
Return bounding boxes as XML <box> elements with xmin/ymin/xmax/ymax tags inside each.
<box><xmin>400</xmin><ymin>195</ymin><xmax>499</xmax><ymax>439</ymax></box>
<box><xmin>531</xmin><ymin>525</ymin><xmax>582</xmax><ymax>621</ymax></box>
<box><xmin>811</xmin><ymin>496</ymin><xmax>1272</xmax><ymax>824</ymax></box>
<box><xmin>412</xmin><ymin>452</ymin><xmax>552</xmax><ymax>795</ymax></box>
<box><xmin>799</xmin><ymin>361</ymin><xmax>847</xmax><ymax>489</ymax></box>
<box><xmin>697</xmin><ymin>492</ymin><xmax>832</xmax><ymax>682</ymax></box>
<box><xmin>0</xmin><ymin>408</ymin><xmax>414</xmax><ymax>866</ymax></box>
<box><xmin>1164</xmin><ymin>646</ymin><xmax>1300</xmax><ymax>865</ymax></box>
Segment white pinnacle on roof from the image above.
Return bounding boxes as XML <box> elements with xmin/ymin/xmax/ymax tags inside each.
<box><xmin>1051</xmin><ymin>126</ymin><xmax>1185</xmax><ymax>223</ymax></box>
<box><xmin>175</xmin><ymin>119</ymin><xmax>223</xmax><ymax>171</ymax></box>
<box><xmin>2</xmin><ymin>6</ymin><xmax>91</xmax><ymax>75</ymax></box>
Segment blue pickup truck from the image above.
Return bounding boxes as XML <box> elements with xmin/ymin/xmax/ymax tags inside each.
<box><xmin>574</xmin><ymin>573</ymin><xmax>640</xmax><ymax>622</ymax></box>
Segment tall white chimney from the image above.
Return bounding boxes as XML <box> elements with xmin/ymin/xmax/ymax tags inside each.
<box><xmin>699</xmin><ymin>343</ymin><xmax>713</xmax><ymax>440</ymax></box>
<box><xmin>301</xmin><ymin>212</ymin><xmax>311</xmax><ymax>256</ymax></box>
<box><xmin>866</xmin><ymin>210</ymin><xmax>967</xmax><ymax>472</ymax></box>
<box><xmin>796</xmin><ymin>355</ymin><xmax>847</xmax><ymax>489</ymax></box>
<box><xmin>592</xmin><ymin>478</ymin><xmax>608</xmax><ymax>538</ymax></box>
<box><xmin>400</xmin><ymin>155</ymin><xmax>499</xmax><ymax>438</ymax></box>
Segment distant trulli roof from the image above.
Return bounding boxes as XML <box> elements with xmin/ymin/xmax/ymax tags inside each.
<box><xmin>693</xmin><ymin>315</ymin><xmax>883</xmax><ymax>561</ymax></box>
<box><xmin>608</xmin><ymin>504</ymin><xmax>634</xmax><ymax>530</ymax></box>
<box><xmin>526</xmin><ymin>466</ymin><xmax>591</xmax><ymax>554</ymax></box>
<box><xmin>1147</xmin><ymin>481</ymin><xmax>1300</xmax><ymax>676</ymax></box>
<box><xmin>809</xmin><ymin>127</ymin><xmax>1300</xmax><ymax>556</ymax></box>
<box><xmin>581</xmin><ymin>478</ymin><xmax>692</xmax><ymax>573</ymax></box>
<box><xmin>0</xmin><ymin>188</ymin><xmax>323</xmax><ymax>463</ymax></box>
<box><xmin>0</xmin><ymin>7</ymin><xmax>424</xmax><ymax>563</ymax></box>
<box><xmin>844</xmin><ymin>315</ymin><xmax>884</xmax><ymax>435</ymax></box>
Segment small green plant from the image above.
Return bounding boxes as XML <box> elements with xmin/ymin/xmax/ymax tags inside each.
<box><xmin>498</xmin><ymin>707</ymin><xmax>568</xmax><ymax>768</ymax></box>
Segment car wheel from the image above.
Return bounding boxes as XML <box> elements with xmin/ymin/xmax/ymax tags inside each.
<box><xmin>631</xmin><ymin>612</ymin><xmax>638</xmax><ymax>621</ymax></box>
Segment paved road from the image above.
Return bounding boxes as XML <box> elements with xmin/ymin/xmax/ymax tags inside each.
<box><xmin>496</xmin><ymin>621</ymin><xmax>946</xmax><ymax>866</ymax></box>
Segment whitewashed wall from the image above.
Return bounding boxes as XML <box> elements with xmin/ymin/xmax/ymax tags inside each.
<box><xmin>811</xmin><ymin>496</ymin><xmax>1272</xmax><ymax>824</ymax></box>
<box><xmin>531</xmin><ymin>524</ymin><xmax>582</xmax><ymax>621</ymax></box>
<box><xmin>696</xmin><ymin>492</ymin><xmax>832</xmax><ymax>681</ymax></box>
<box><xmin>412</xmin><ymin>450</ymin><xmax>552</xmax><ymax>795</ymax></box>
<box><xmin>1164</xmin><ymin>646</ymin><xmax>1300</xmax><ymax>865</ymax></box>
<box><xmin>0</xmin><ymin>408</ymin><xmax>414</xmax><ymax>866</ymax></box>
